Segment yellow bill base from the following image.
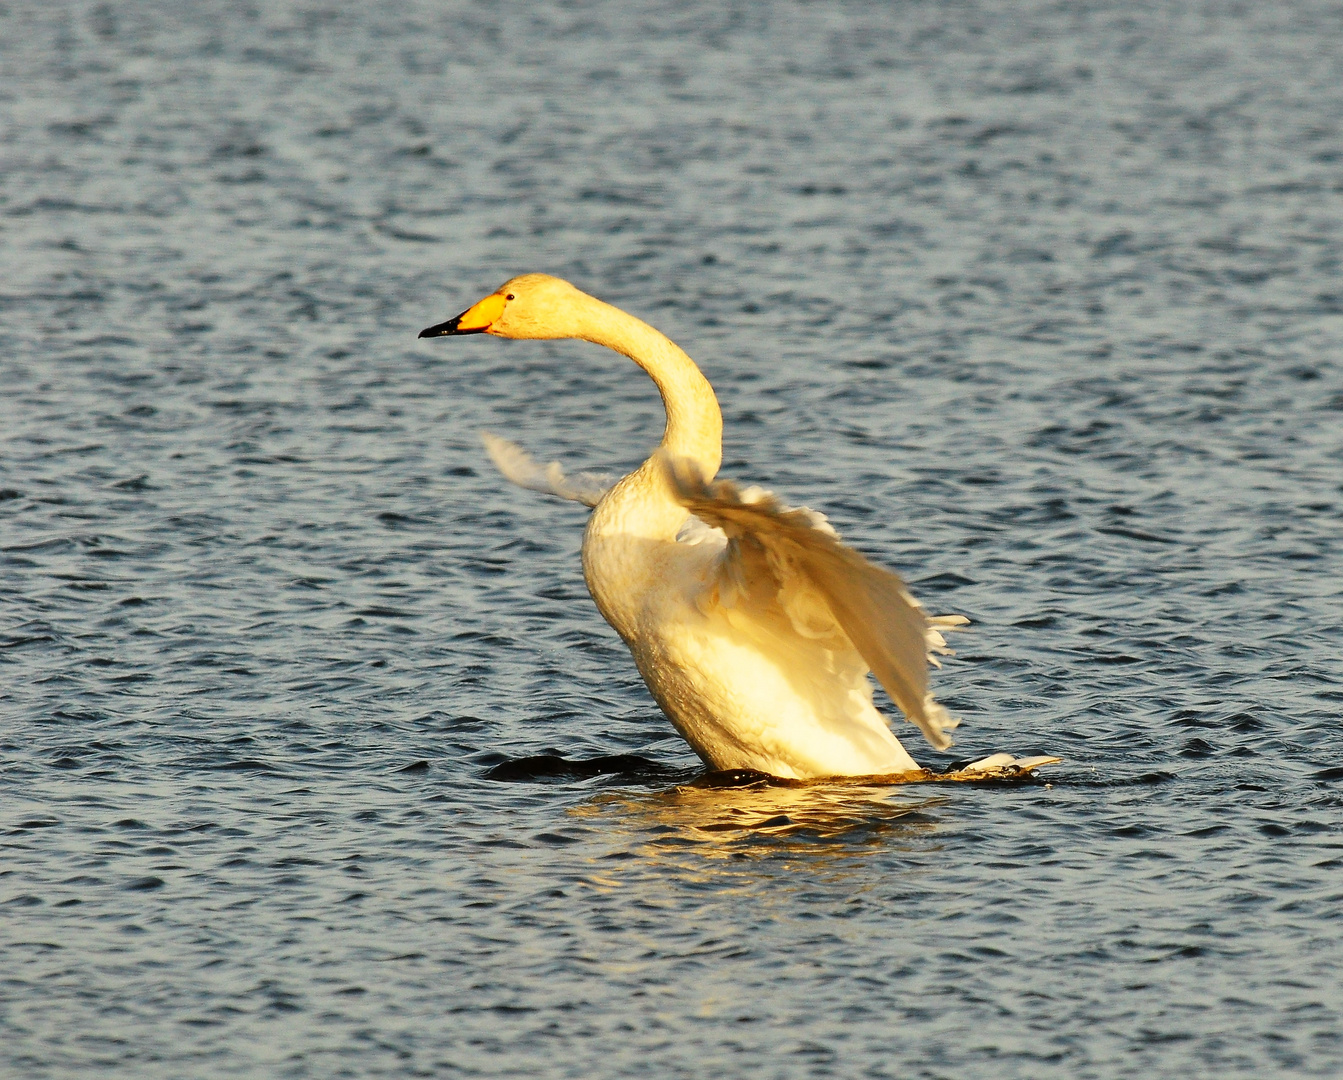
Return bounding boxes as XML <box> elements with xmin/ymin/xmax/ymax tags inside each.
<box><xmin>455</xmin><ymin>292</ymin><xmax>507</xmax><ymax>331</ymax></box>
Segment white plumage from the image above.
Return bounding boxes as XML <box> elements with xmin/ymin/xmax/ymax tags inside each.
<box><xmin>421</xmin><ymin>274</ymin><xmax>1055</xmax><ymax>780</ymax></box>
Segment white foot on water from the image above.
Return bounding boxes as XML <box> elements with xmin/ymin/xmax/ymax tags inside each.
<box><xmin>960</xmin><ymin>753</ymin><xmax>1062</xmax><ymax>775</ymax></box>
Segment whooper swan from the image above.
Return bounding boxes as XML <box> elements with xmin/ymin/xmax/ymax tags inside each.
<box><xmin>420</xmin><ymin>274</ymin><xmax>1054</xmax><ymax>780</ymax></box>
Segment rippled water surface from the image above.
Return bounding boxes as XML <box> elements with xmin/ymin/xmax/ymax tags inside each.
<box><xmin>3</xmin><ymin>2</ymin><xmax>1343</xmax><ymax>1077</ymax></box>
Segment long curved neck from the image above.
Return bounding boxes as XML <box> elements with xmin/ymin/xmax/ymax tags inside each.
<box><xmin>575</xmin><ymin>297</ymin><xmax>722</xmax><ymax>477</ymax></box>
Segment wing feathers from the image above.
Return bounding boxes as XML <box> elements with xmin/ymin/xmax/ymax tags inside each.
<box><xmin>663</xmin><ymin>454</ymin><xmax>961</xmax><ymax>750</ymax></box>
<box><xmin>480</xmin><ymin>432</ymin><xmax>616</xmax><ymax>508</ymax></box>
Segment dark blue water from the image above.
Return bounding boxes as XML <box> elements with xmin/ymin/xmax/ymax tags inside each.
<box><xmin>3</xmin><ymin>2</ymin><xmax>1342</xmax><ymax>1076</ymax></box>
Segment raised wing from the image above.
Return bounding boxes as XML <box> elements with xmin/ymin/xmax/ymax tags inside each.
<box><xmin>663</xmin><ymin>453</ymin><xmax>965</xmax><ymax>750</ymax></box>
<box><xmin>480</xmin><ymin>432</ymin><xmax>618</xmax><ymax>508</ymax></box>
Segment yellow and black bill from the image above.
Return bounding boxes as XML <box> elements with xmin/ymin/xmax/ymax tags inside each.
<box><xmin>418</xmin><ymin>292</ymin><xmax>506</xmax><ymax>338</ymax></box>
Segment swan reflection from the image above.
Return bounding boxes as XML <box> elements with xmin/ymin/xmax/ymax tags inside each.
<box><xmin>570</xmin><ymin>772</ymin><xmax>948</xmax><ymax>848</ymax></box>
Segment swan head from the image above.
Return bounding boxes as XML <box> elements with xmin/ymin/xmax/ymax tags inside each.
<box><xmin>418</xmin><ymin>274</ymin><xmax>589</xmax><ymax>341</ymax></box>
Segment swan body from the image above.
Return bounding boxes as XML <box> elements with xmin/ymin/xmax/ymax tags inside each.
<box><xmin>421</xmin><ymin>275</ymin><xmax>1053</xmax><ymax>780</ymax></box>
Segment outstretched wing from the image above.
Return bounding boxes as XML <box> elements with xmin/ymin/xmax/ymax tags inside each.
<box><xmin>663</xmin><ymin>453</ymin><xmax>966</xmax><ymax>750</ymax></box>
<box><xmin>480</xmin><ymin>432</ymin><xmax>618</xmax><ymax>508</ymax></box>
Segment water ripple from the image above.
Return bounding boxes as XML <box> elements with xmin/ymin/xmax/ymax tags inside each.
<box><xmin>2</xmin><ymin>1</ymin><xmax>1341</xmax><ymax>1078</ymax></box>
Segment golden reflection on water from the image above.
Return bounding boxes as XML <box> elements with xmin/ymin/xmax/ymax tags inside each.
<box><xmin>570</xmin><ymin>775</ymin><xmax>949</xmax><ymax>851</ymax></box>
<box><xmin>566</xmin><ymin>770</ymin><xmax>1052</xmax><ymax>889</ymax></box>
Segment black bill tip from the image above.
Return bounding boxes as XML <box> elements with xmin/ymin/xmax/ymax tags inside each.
<box><xmin>419</xmin><ymin>316</ymin><xmax>483</xmax><ymax>338</ymax></box>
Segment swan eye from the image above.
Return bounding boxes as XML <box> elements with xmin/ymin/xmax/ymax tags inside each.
<box><xmin>505</xmin><ymin>293</ymin><xmax>515</xmax><ymax>301</ymax></box>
